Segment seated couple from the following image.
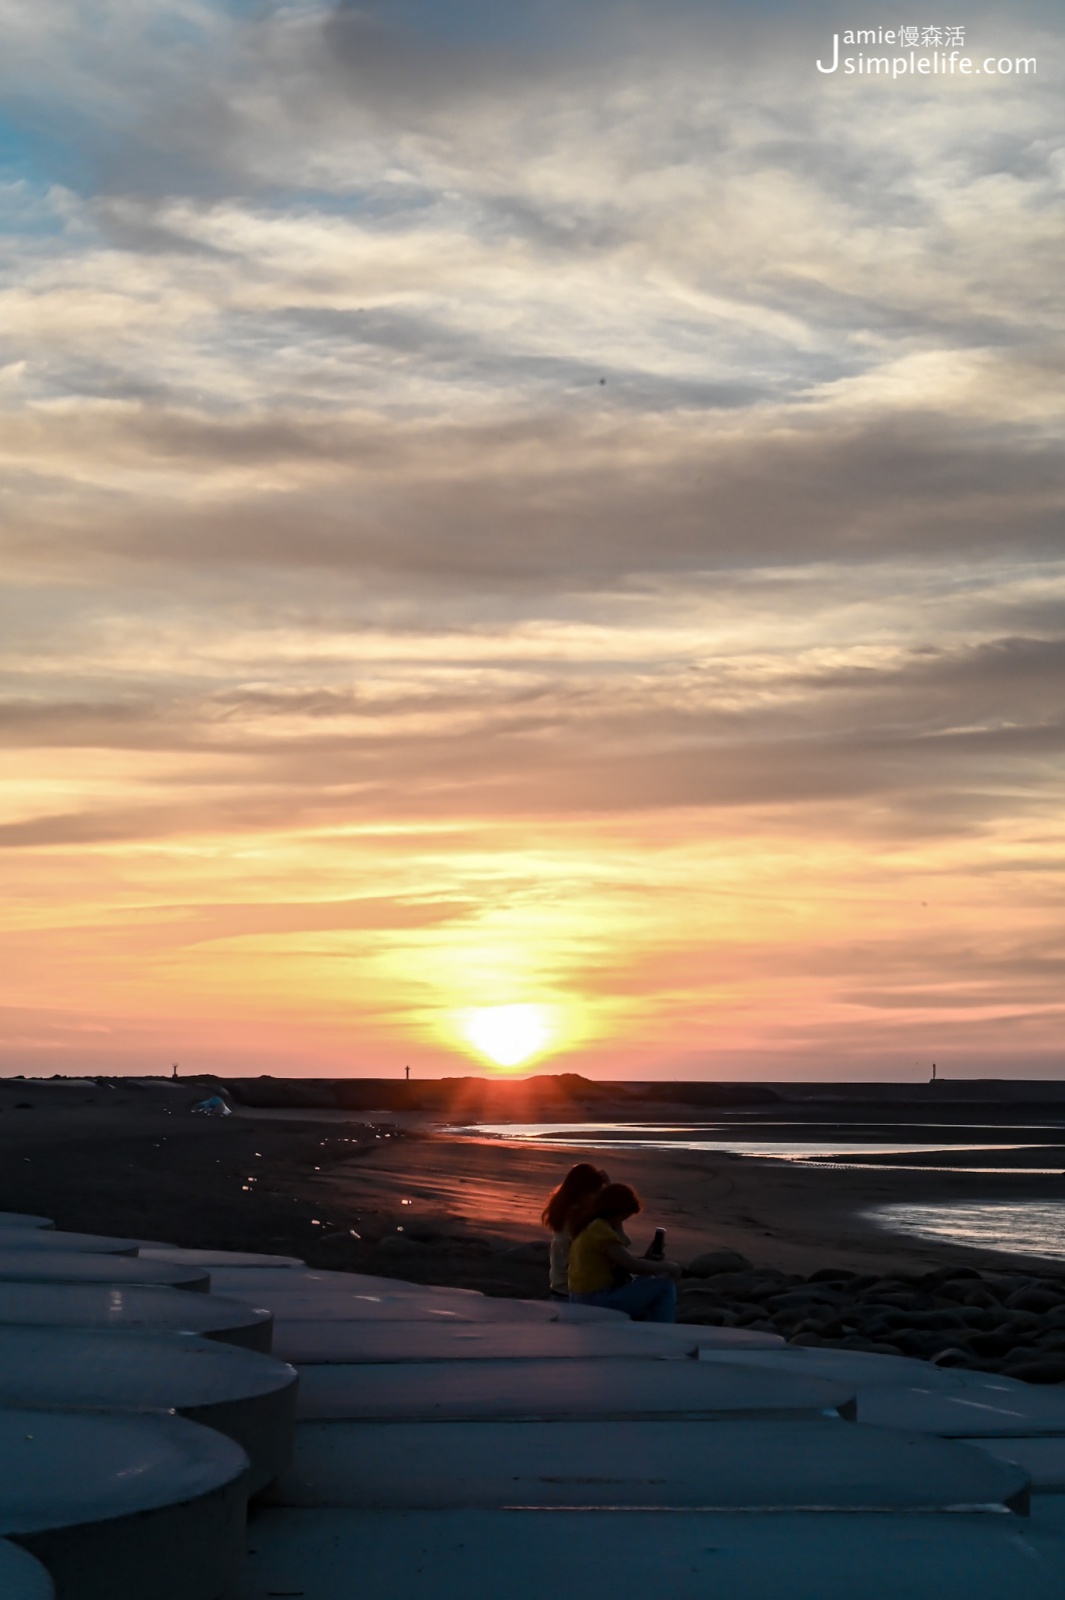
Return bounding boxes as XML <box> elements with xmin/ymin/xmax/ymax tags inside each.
<box><xmin>542</xmin><ymin>1162</ymin><xmax>680</xmax><ymax>1323</ymax></box>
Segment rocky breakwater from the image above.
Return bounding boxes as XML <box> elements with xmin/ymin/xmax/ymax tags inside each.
<box><xmin>679</xmin><ymin>1250</ymin><xmax>1065</xmax><ymax>1385</ymax></box>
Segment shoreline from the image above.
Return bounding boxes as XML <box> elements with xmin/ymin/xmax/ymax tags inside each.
<box><xmin>1</xmin><ymin>1078</ymin><xmax>1065</xmax><ymax>1291</ymax></box>
<box><xmin>411</xmin><ymin>1131</ymin><xmax>1065</xmax><ymax>1279</ymax></box>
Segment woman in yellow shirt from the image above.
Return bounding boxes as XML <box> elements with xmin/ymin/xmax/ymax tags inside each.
<box><xmin>568</xmin><ymin>1182</ymin><xmax>680</xmax><ymax>1322</ymax></box>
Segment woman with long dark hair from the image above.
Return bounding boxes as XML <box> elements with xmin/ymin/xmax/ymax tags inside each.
<box><xmin>541</xmin><ymin>1162</ymin><xmax>609</xmax><ymax>1299</ymax></box>
<box><xmin>567</xmin><ymin>1181</ymin><xmax>679</xmax><ymax>1321</ymax></box>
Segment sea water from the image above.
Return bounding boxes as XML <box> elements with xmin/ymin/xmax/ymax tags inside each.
<box><xmin>462</xmin><ymin>1121</ymin><xmax>1055</xmax><ymax>1167</ymax></box>
<box><xmin>864</xmin><ymin>1201</ymin><xmax>1065</xmax><ymax>1263</ymax></box>
<box><xmin>462</xmin><ymin>1121</ymin><xmax>1065</xmax><ymax>1260</ymax></box>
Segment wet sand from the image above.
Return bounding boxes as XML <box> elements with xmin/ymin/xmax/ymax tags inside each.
<box><xmin>1</xmin><ymin>1078</ymin><xmax>1064</xmax><ymax>1290</ymax></box>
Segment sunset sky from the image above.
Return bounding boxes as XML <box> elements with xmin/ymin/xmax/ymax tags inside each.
<box><xmin>2</xmin><ymin>0</ymin><xmax>1063</xmax><ymax>1080</ymax></box>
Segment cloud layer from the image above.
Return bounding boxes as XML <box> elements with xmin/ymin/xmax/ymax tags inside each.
<box><xmin>1</xmin><ymin>0</ymin><xmax>1063</xmax><ymax>1077</ymax></box>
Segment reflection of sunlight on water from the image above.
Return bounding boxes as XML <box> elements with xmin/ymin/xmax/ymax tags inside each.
<box><xmin>459</xmin><ymin>1122</ymin><xmax>1041</xmax><ymax>1164</ymax></box>
<box><xmin>866</xmin><ymin>1201</ymin><xmax>1065</xmax><ymax>1261</ymax></box>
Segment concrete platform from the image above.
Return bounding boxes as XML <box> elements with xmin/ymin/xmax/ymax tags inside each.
<box><xmin>0</xmin><ymin>1230</ymin><xmax>142</xmax><ymax>1255</ymax></box>
<box><xmin>1029</xmin><ymin>1492</ymin><xmax>1065</xmax><ymax>1538</ymax></box>
<box><xmin>971</xmin><ymin>1437</ymin><xmax>1065</xmax><ymax>1492</ymax></box>
<box><xmin>284</xmin><ymin>1358</ymin><xmax>854</xmax><ymax>1421</ymax></box>
<box><xmin>141</xmin><ymin>1248</ymin><xmax>305</xmax><ymax>1268</ymax></box>
<box><xmin>0</xmin><ymin>1215</ymin><xmax>54</xmax><ymax>1232</ymax></box>
<box><xmin>0</xmin><ymin>1283</ymin><xmax>273</xmax><ymax>1352</ymax></box>
<box><xmin>206</xmin><ymin>1268</ymin><xmax>483</xmax><ymax>1299</ymax></box>
<box><xmin>628</xmin><ymin>1321</ymin><xmax>785</xmax><ymax>1349</ymax></box>
<box><xmin>232</xmin><ymin>1508</ymin><xmax>1065</xmax><ymax>1600</ymax></box>
<box><xmin>278</xmin><ymin>1322</ymin><xmax>694</xmax><ymax>1365</ymax></box>
<box><xmin>698</xmin><ymin>1346</ymin><xmax>1029</xmax><ymax>1393</ymax></box>
<box><xmin>213</xmin><ymin>1290</ymin><xmax>609</xmax><ymax>1325</ymax></box>
<box><xmin>0</xmin><ymin>1252</ymin><xmax>210</xmax><ymax>1292</ymax></box>
<box><xmin>0</xmin><ymin>1538</ymin><xmax>54</xmax><ymax>1599</ymax></box>
<box><xmin>857</xmin><ymin>1383</ymin><xmax>1065</xmax><ymax>1438</ymax></box>
<box><xmin>0</xmin><ymin>1407</ymin><xmax>248</xmax><ymax>1600</ymax></box>
<box><xmin>273</xmin><ymin>1417</ymin><xmax>1028</xmax><ymax>1512</ymax></box>
<box><xmin>0</xmin><ymin>1328</ymin><xmax>297</xmax><ymax>1494</ymax></box>
<box><xmin>553</xmin><ymin>1302</ymin><xmax>631</xmax><ymax>1323</ymax></box>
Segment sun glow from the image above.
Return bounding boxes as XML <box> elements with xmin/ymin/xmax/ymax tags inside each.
<box><xmin>462</xmin><ymin>1004</ymin><xmax>552</xmax><ymax>1069</ymax></box>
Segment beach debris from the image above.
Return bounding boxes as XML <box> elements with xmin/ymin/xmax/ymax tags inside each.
<box><xmin>191</xmin><ymin>1096</ymin><xmax>231</xmax><ymax>1117</ymax></box>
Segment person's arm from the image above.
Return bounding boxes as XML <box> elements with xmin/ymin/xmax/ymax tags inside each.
<box><xmin>602</xmin><ymin>1236</ymin><xmax>681</xmax><ymax>1280</ymax></box>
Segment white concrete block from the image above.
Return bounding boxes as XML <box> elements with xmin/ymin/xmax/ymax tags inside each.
<box><xmin>281</xmin><ymin>1357</ymin><xmax>854</xmax><ymax>1422</ymax></box>
<box><xmin>232</xmin><ymin>1508</ymin><xmax>1065</xmax><ymax>1600</ymax></box>
<box><xmin>216</xmin><ymin>1291</ymin><xmax>560</xmax><ymax>1324</ymax></box>
<box><xmin>0</xmin><ymin>1328</ymin><xmax>296</xmax><ymax>1494</ymax></box>
<box><xmin>141</xmin><ymin>1248</ymin><xmax>305</xmax><ymax>1268</ymax></box>
<box><xmin>0</xmin><ymin>1407</ymin><xmax>248</xmax><ymax>1600</ymax></box>
<box><xmin>274</xmin><ymin>1417</ymin><xmax>1028</xmax><ymax>1512</ymax></box>
<box><xmin>697</xmin><ymin>1346</ymin><xmax>1028</xmax><ymax>1392</ymax></box>
<box><xmin>205</xmin><ymin>1268</ymin><xmax>483</xmax><ymax>1303</ymax></box>
<box><xmin>0</xmin><ymin>1538</ymin><xmax>54</xmax><ymax>1599</ymax></box>
<box><xmin>281</xmin><ymin>1323</ymin><xmax>693</xmax><ymax>1365</ymax></box>
<box><xmin>970</xmin><ymin>1438</ymin><xmax>1065</xmax><ymax>1492</ymax></box>
<box><xmin>0</xmin><ymin>1230</ymin><xmax>141</xmax><ymax>1255</ymax></box>
<box><xmin>0</xmin><ymin>1251</ymin><xmax>210</xmax><ymax>1292</ymax></box>
<box><xmin>0</xmin><ymin>1283</ymin><xmax>273</xmax><ymax>1352</ymax></box>
<box><xmin>857</xmin><ymin>1383</ymin><xmax>1065</xmax><ymax>1438</ymax></box>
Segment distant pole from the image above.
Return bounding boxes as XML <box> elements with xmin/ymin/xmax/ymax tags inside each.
<box><xmin>930</xmin><ymin>1062</ymin><xmax>936</xmax><ymax>1083</ymax></box>
<box><xmin>172</xmin><ymin>1063</ymin><xmax>179</xmax><ymax>1080</ymax></box>
<box><xmin>405</xmin><ymin>1065</ymin><xmax>410</xmax><ymax>1081</ymax></box>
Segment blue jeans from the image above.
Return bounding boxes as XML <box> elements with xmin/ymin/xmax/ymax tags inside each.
<box><xmin>571</xmin><ymin>1277</ymin><xmax>677</xmax><ymax>1323</ymax></box>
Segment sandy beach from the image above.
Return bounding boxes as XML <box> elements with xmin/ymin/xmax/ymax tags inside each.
<box><xmin>2</xmin><ymin>1076</ymin><xmax>1064</xmax><ymax>1293</ymax></box>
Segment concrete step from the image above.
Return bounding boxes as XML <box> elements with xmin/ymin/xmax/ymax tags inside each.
<box><xmin>0</xmin><ymin>1407</ymin><xmax>248</xmax><ymax>1600</ymax></box>
<box><xmin>0</xmin><ymin>1283</ymin><xmax>273</xmax><ymax>1352</ymax></box>
<box><xmin>0</xmin><ymin>1230</ymin><xmax>142</xmax><ymax>1255</ymax></box>
<box><xmin>971</xmin><ymin>1437</ymin><xmax>1065</xmax><ymax>1492</ymax></box>
<box><xmin>213</xmin><ymin>1290</ymin><xmax>616</xmax><ymax>1325</ymax></box>
<box><xmin>0</xmin><ymin>1328</ymin><xmax>297</xmax><ymax>1495</ymax></box>
<box><xmin>0</xmin><ymin>1537</ymin><xmax>54</xmax><ymax>1599</ymax></box>
<box><xmin>271</xmin><ymin>1416</ymin><xmax>1028</xmax><ymax>1512</ymax></box>
<box><xmin>206</xmin><ymin>1268</ymin><xmax>483</xmax><ymax>1299</ymax></box>
<box><xmin>857</xmin><ymin>1383</ymin><xmax>1065</xmax><ymax>1438</ymax></box>
<box><xmin>698</xmin><ymin>1345</ymin><xmax>1029</xmax><ymax>1392</ymax></box>
<box><xmin>0</xmin><ymin>1251</ymin><xmax>210</xmax><ymax>1292</ymax></box>
<box><xmin>279</xmin><ymin>1322</ymin><xmax>694</xmax><ymax>1364</ymax></box>
<box><xmin>141</xmin><ymin>1249</ymin><xmax>305</xmax><ymax>1269</ymax></box>
<box><xmin>286</xmin><ymin>1356</ymin><xmax>855</xmax><ymax>1422</ymax></box>
<box><xmin>231</xmin><ymin>1508</ymin><xmax>1065</xmax><ymax>1600</ymax></box>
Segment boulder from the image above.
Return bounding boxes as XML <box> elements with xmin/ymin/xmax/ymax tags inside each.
<box><xmin>968</xmin><ymin>1330</ymin><xmax>1027</xmax><ymax>1360</ymax></box>
<box><xmin>884</xmin><ymin>1329</ymin><xmax>975</xmax><ymax>1361</ymax></box>
<box><xmin>679</xmin><ymin>1308</ymin><xmax>742</xmax><ymax>1326</ymax></box>
<box><xmin>681</xmin><ymin>1271</ymin><xmax>784</xmax><ymax>1299</ymax></box>
<box><xmin>920</xmin><ymin>1265</ymin><xmax>982</xmax><ymax>1288</ymax></box>
<box><xmin>1001</xmin><ymin>1355</ymin><xmax>1065</xmax><ymax>1385</ymax></box>
<box><xmin>1006</xmin><ymin>1287</ymin><xmax>1064</xmax><ymax>1314</ymax></box>
<box><xmin>495</xmin><ymin>1240</ymin><xmax>551</xmax><ymax>1264</ymax></box>
<box><xmin>766</xmin><ymin>1288</ymin><xmax>847</xmax><ymax>1312</ymax></box>
<box><xmin>952</xmin><ymin>1286</ymin><xmax>1001</xmax><ymax>1310</ymax></box>
<box><xmin>376</xmin><ymin>1234</ymin><xmax>430</xmax><ymax>1256</ymax></box>
<box><xmin>685</xmin><ymin>1250</ymin><xmax>753</xmax><ymax>1278</ymax></box>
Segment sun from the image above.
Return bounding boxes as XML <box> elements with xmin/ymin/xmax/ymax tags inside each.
<box><xmin>462</xmin><ymin>1004</ymin><xmax>552</xmax><ymax>1070</ymax></box>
